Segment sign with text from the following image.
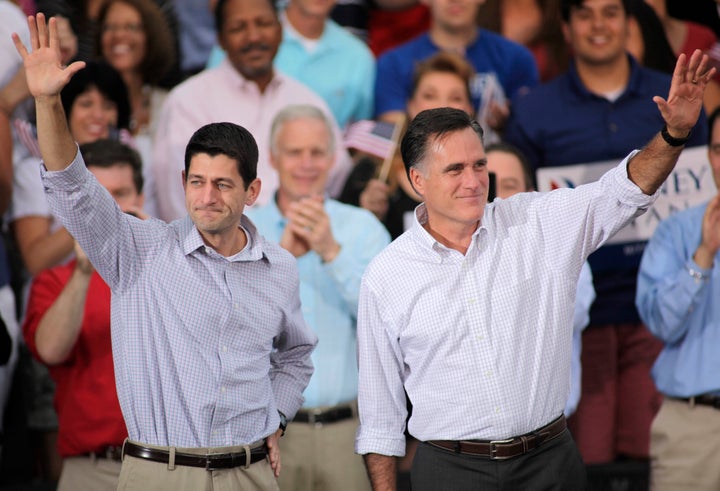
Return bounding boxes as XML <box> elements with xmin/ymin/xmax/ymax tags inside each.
<box><xmin>536</xmin><ymin>145</ymin><xmax>715</xmax><ymax>245</ymax></box>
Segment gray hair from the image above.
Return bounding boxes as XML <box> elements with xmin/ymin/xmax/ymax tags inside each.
<box><xmin>269</xmin><ymin>104</ymin><xmax>336</xmax><ymax>156</ymax></box>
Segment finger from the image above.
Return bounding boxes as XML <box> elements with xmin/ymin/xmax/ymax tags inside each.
<box><xmin>64</xmin><ymin>60</ymin><xmax>87</xmax><ymax>78</ymax></box>
<box><xmin>27</xmin><ymin>15</ymin><xmax>39</xmax><ymax>51</ymax></box>
<box><xmin>652</xmin><ymin>96</ymin><xmax>668</xmax><ymax>116</ymax></box>
<box><xmin>671</xmin><ymin>52</ymin><xmax>688</xmax><ymax>86</ymax></box>
<box><xmin>37</xmin><ymin>13</ymin><xmax>48</xmax><ymax>48</ymax></box>
<box><xmin>11</xmin><ymin>32</ymin><xmax>29</xmax><ymax>59</ymax></box>
<box><xmin>48</xmin><ymin>16</ymin><xmax>59</xmax><ymax>53</ymax></box>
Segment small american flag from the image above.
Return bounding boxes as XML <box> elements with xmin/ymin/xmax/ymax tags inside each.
<box><xmin>13</xmin><ymin>118</ymin><xmax>42</xmax><ymax>159</ymax></box>
<box><xmin>343</xmin><ymin>120</ymin><xmax>398</xmax><ymax>160</ymax></box>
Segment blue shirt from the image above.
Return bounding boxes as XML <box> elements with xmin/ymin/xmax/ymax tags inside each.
<box><xmin>636</xmin><ymin>202</ymin><xmax>720</xmax><ymax>397</ymax></box>
<box><xmin>42</xmin><ymin>150</ymin><xmax>318</xmax><ymax>448</ymax></box>
<box><xmin>374</xmin><ymin>29</ymin><xmax>539</xmax><ymax>117</ymax></box>
<box><xmin>504</xmin><ymin>56</ymin><xmax>707</xmax><ymax>325</ymax></box>
<box><xmin>275</xmin><ymin>18</ymin><xmax>375</xmax><ymax>128</ymax></box>
<box><xmin>247</xmin><ymin>197</ymin><xmax>390</xmax><ymax>407</ymax></box>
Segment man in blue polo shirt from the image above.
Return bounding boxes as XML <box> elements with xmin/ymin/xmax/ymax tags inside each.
<box><xmin>373</xmin><ymin>0</ymin><xmax>539</xmax><ymax>134</ymax></box>
<box><xmin>504</xmin><ymin>0</ymin><xmax>707</xmax><ymax>466</ymax></box>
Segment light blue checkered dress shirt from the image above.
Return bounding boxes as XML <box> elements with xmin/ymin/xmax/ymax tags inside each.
<box><xmin>42</xmin><ymin>150</ymin><xmax>317</xmax><ymax>448</ymax></box>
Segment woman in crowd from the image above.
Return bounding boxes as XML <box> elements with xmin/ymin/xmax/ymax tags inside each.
<box><xmin>96</xmin><ymin>0</ymin><xmax>176</xmax><ymax>217</ymax></box>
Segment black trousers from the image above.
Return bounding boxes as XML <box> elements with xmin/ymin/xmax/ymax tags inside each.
<box><xmin>411</xmin><ymin>430</ymin><xmax>587</xmax><ymax>490</ymax></box>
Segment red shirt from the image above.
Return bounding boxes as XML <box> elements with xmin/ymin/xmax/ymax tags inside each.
<box><xmin>23</xmin><ymin>261</ymin><xmax>127</xmax><ymax>457</ymax></box>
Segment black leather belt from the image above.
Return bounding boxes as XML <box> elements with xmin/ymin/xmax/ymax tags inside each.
<box><xmin>294</xmin><ymin>406</ymin><xmax>354</xmax><ymax>425</ymax></box>
<box><xmin>123</xmin><ymin>441</ymin><xmax>267</xmax><ymax>470</ymax></box>
<box><xmin>675</xmin><ymin>395</ymin><xmax>720</xmax><ymax>410</ymax></box>
<box><xmin>427</xmin><ymin>415</ymin><xmax>567</xmax><ymax>460</ymax></box>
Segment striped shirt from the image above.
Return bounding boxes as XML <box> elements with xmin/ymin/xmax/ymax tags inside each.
<box><xmin>355</xmin><ymin>153</ymin><xmax>657</xmax><ymax>456</ymax></box>
<box><xmin>42</xmin><ymin>150</ymin><xmax>317</xmax><ymax>448</ymax></box>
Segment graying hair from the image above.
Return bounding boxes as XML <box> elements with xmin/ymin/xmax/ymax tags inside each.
<box><xmin>269</xmin><ymin>104</ymin><xmax>336</xmax><ymax>156</ymax></box>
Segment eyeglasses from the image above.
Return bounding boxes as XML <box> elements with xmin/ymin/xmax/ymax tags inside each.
<box><xmin>102</xmin><ymin>23</ymin><xmax>144</xmax><ymax>34</ymax></box>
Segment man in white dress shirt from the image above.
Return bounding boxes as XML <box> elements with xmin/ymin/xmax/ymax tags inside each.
<box><xmin>355</xmin><ymin>50</ymin><xmax>714</xmax><ymax>490</ymax></box>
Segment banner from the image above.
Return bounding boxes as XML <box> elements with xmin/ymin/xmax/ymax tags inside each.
<box><xmin>536</xmin><ymin>145</ymin><xmax>715</xmax><ymax>246</ymax></box>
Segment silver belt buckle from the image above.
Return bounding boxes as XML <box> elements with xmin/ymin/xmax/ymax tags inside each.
<box><xmin>489</xmin><ymin>438</ymin><xmax>514</xmax><ymax>460</ymax></box>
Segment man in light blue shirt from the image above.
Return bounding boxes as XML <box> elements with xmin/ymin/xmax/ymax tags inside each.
<box><xmin>247</xmin><ymin>104</ymin><xmax>389</xmax><ymax>491</ymax></box>
<box><xmin>636</xmin><ymin>107</ymin><xmax>720</xmax><ymax>490</ymax></box>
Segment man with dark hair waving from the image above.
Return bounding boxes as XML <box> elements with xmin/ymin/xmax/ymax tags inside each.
<box><xmin>355</xmin><ymin>49</ymin><xmax>714</xmax><ymax>490</ymax></box>
<box><xmin>13</xmin><ymin>13</ymin><xmax>317</xmax><ymax>491</ymax></box>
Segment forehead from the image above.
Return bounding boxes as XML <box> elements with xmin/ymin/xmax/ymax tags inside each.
<box><xmin>426</xmin><ymin>127</ymin><xmax>485</xmax><ymax>166</ymax></box>
<box><xmin>88</xmin><ymin>163</ymin><xmax>136</xmax><ymax>188</ymax></box>
<box><xmin>416</xmin><ymin>72</ymin><xmax>467</xmax><ymax>92</ymax></box>
<box><xmin>277</xmin><ymin>117</ymin><xmax>330</xmax><ymax>145</ymax></box>
<box><xmin>487</xmin><ymin>150</ymin><xmax>524</xmax><ymax>176</ymax></box>
<box><xmin>572</xmin><ymin>0</ymin><xmax>625</xmax><ymax>12</ymax></box>
<box><xmin>223</xmin><ymin>0</ymin><xmax>276</xmax><ymax>20</ymax></box>
<box><xmin>188</xmin><ymin>153</ymin><xmax>244</xmax><ymax>180</ymax></box>
<box><xmin>106</xmin><ymin>1</ymin><xmax>140</xmax><ymax>18</ymax></box>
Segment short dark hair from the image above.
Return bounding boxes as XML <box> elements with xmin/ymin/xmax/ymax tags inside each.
<box><xmin>560</xmin><ymin>0</ymin><xmax>630</xmax><ymax>22</ymax></box>
<box><xmin>484</xmin><ymin>142</ymin><xmax>536</xmax><ymax>191</ymax></box>
<box><xmin>214</xmin><ymin>0</ymin><xmax>278</xmax><ymax>32</ymax></box>
<box><xmin>96</xmin><ymin>0</ymin><xmax>176</xmax><ymax>85</ymax></box>
<box><xmin>184</xmin><ymin>122</ymin><xmax>258</xmax><ymax>190</ymax></box>
<box><xmin>61</xmin><ymin>60</ymin><xmax>131</xmax><ymax>130</ymax></box>
<box><xmin>401</xmin><ymin>107</ymin><xmax>484</xmax><ymax>180</ymax></box>
<box><xmin>80</xmin><ymin>139</ymin><xmax>144</xmax><ymax>193</ymax></box>
<box><xmin>708</xmin><ymin>107</ymin><xmax>720</xmax><ymax>144</ymax></box>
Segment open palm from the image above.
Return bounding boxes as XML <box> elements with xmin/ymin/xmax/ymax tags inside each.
<box><xmin>12</xmin><ymin>13</ymin><xmax>85</xmax><ymax>98</ymax></box>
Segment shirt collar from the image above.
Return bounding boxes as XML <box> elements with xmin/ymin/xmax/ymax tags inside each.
<box><xmin>567</xmin><ymin>54</ymin><xmax>644</xmax><ymax>101</ymax></box>
<box><xmin>409</xmin><ymin>203</ymin><xmax>486</xmax><ymax>259</ymax></box>
<box><xmin>179</xmin><ymin>214</ymin><xmax>269</xmax><ymax>262</ymax></box>
<box><xmin>218</xmin><ymin>56</ymin><xmax>284</xmax><ymax>92</ymax></box>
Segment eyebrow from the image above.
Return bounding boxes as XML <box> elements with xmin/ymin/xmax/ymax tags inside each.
<box><xmin>441</xmin><ymin>158</ymin><xmax>487</xmax><ymax>172</ymax></box>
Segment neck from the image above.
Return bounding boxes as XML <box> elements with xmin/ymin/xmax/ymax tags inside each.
<box><xmin>574</xmin><ymin>55</ymin><xmax>630</xmax><ymax>95</ymax></box>
<box><xmin>199</xmin><ymin>226</ymin><xmax>247</xmax><ymax>257</ymax></box>
<box><xmin>275</xmin><ymin>188</ymin><xmax>293</xmax><ymax>215</ymax></box>
<box><xmin>285</xmin><ymin>3</ymin><xmax>326</xmax><ymax>39</ymax></box>
<box><xmin>429</xmin><ymin>24</ymin><xmax>478</xmax><ymax>52</ymax></box>
<box><xmin>663</xmin><ymin>17</ymin><xmax>687</xmax><ymax>54</ymax></box>
<box><xmin>422</xmin><ymin>215</ymin><xmax>479</xmax><ymax>255</ymax></box>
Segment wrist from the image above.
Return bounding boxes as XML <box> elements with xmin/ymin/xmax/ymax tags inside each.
<box><xmin>319</xmin><ymin>241</ymin><xmax>341</xmax><ymax>263</ymax></box>
<box><xmin>661</xmin><ymin>124</ymin><xmax>691</xmax><ymax>146</ymax></box>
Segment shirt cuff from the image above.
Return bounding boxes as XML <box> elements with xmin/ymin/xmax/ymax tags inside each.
<box><xmin>40</xmin><ymin>146</ymin><xmax>87</xmax><ymax>191</ymax></box>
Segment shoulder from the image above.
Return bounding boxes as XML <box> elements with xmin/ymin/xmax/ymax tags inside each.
<box><xmin>377</xmin><ymin>33</ymin><xmax>430</xmax><ymax>65</ymax></box>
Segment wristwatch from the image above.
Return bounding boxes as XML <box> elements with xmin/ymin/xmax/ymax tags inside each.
<box><xmin>660</xmin><ymin>124</ymin><xmax>691</xmax><ymax>147</ymax></box>
<box><xmin>278</xmin><ymin>411</ymin><xmax>287</xmax><ymax>436</ymax></box>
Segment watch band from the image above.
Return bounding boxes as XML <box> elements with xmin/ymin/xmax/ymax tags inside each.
<box><xmin>661</xmin><ymin>125</ymin><xmax>691</xmax><ymax>147</ymax></box>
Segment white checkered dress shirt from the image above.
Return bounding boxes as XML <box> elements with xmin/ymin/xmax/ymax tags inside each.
<box><xmin>355</xmin><ymin>153</ymin><xmax>658</xmax><ymax>457</ymax></box>
<box><xmin>42</xmin><ymin>150</ymin><xmax>317</xmax><ymax>448</ymax></box>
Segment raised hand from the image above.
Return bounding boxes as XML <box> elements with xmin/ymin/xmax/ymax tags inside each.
<box><xmin>653</xmin><ymin>49</ymin><xmax>716</xmax><ymax>137</ymax></box>
<box><xmin>12</xmin><ymin>13</ymin><xmax>85</xmax><ymax>100</ymax></box>
<box><xmin>694</xmin><ymin>192</ymin><xmax>720</xmax><ymax>269</ymax></box>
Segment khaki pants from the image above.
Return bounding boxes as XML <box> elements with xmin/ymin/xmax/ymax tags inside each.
<box><xmin>56</xmin><ymin>455</ymin><xmax>122</xmax><ymax>491</ymax></box>
<box><xmin>278</xmin><ymin>415</ymin><xmax>370</xmax><ymax>491</ymax></box>
<box><xmin>118</xmin><ymin>440</ymin><xmax>279</xmax><ymax>491</ymax></box>
<box><xmin>650</xmin><ymin>397</ymin><xmax>720</xmax><ymax>491</ymax></box>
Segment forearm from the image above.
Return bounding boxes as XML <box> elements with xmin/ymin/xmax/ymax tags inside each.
<box><xmin>35</xmin><ymin>94</ymin><xmax>76</xmax><ymax>171</ymax></box>
<box><xmin>13</xmin><ymin>222</ymin><xmax>74</xmax><ymax>275</ymax></box>
<box><xmin>0</xmin><ymin>68</ymin><xmax>30</xmax><ymax>116</ymax></box>
<box><xmin>363</xmin><ymin>453</ymin><xmax>397</xmax><ymax>491</ymax></box>
<box><xmin>35</xmin><ymin>268</ymin><xmax>91</xmax><ymax>364</ymax></box>
<box><xmin>626</xmin><ymin>132</ymin><xmax>685</xmax><ymax>195</ymax></box>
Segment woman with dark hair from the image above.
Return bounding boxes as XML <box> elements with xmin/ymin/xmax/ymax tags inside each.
<box><xmin>8</xmin><ymin>60</ymin><xmax>130</xmax><ymax>275</ymax></box>
<box><xmin>626</xmin><ymin>0</ymin><xmax>678</xmax><ymax>74</ymax></box>
<box><xmin>476</xmin><ymin>0</ymin><xmax>569</xmax><ymax>82</ymax></box>
<box><xmin>96</xmin><ymin>0</ymin><xmax>176</xmax><ymax>217</ymax></box>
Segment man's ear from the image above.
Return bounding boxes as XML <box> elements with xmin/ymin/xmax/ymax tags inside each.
<box><xmin>181</xmin><ymin>170</ymin><xmax>187</xmax><ymax>192</ymax></box>
<box><xmin>244</xmin><ymin>178</ymin><xmax>262</xmax><ymax>206</ymax></box>
<box><xmin>409</xmin><ymin>167</ymin><xmax>425</xmax><ymax>197</ymax></box>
